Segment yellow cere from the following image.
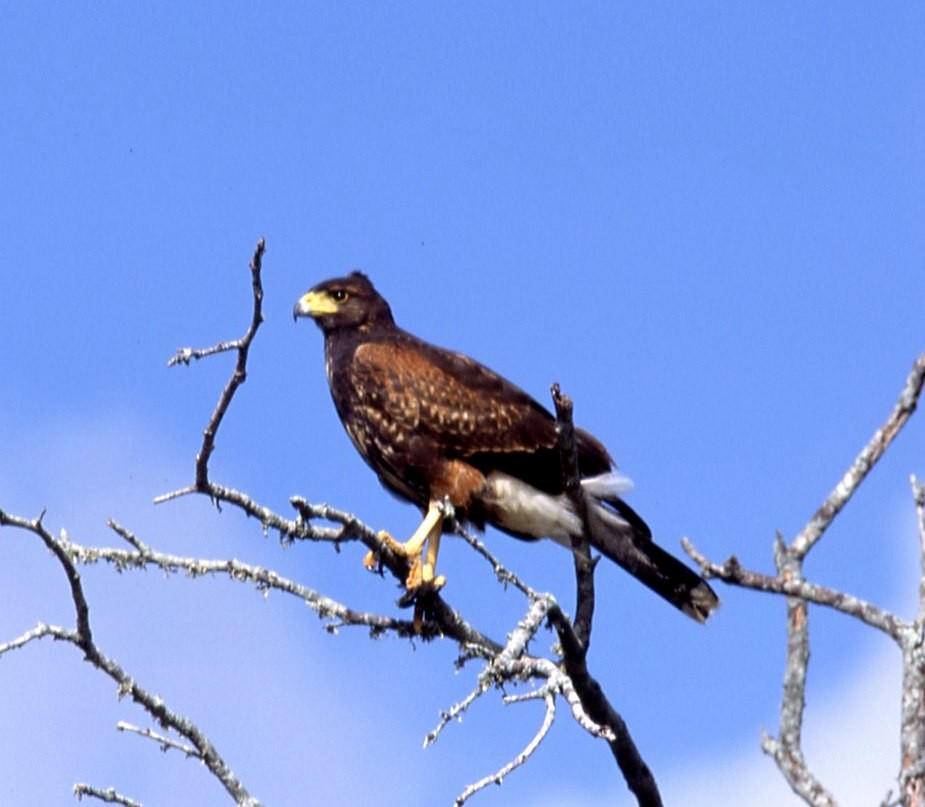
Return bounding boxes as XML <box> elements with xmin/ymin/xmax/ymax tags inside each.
<box><xmin>302</xmin><ymin>290</ymin><xmax>340</xmax><ymax>315</ymax></box>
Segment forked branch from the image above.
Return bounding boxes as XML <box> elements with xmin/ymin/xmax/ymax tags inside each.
<box><xmin>0</xmin><ymin>508</ymin><xmax>260</xmax><ymax>807</ymax></box>
<box><xmin>685</xmin><ymin>350</ymin><xmax>925</xmax><ymax>805</ymax></box>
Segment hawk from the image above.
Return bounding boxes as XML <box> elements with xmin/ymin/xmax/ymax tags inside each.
<box><xmin>294</xmin><ymin>272</ymin><xmax>718</xmax><ymax>622</ymax></box>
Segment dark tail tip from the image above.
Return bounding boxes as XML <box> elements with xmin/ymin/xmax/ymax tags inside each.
<box><xmin>680</xmin><ymin>579</ymin><xmax>721</xmax><ymax>623</ymax></box>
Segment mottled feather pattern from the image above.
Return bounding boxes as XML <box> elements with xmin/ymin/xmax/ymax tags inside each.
<box><xmin>352</xmin><ymin>340</ymin><xmax>557</xmax><ymax>457</ymax></box>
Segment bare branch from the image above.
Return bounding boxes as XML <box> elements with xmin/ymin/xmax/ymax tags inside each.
<box><xmin>168</xmin><ymin>340</ymin><xmax>242</xmax><ymax>367</ymax></box>
<box><xmin>683</xmin><ymin>350</ymin><xmax>925</xmax><ymax>806</ymax></box>
<box><xmin>792</xmin><ymin>351</ymin><xmax>925</xmax><ymax>559</ymax></box>
<box><xmin>76</xmin><ymin>527</ymin><xmax>424</xmax><ymax>640</ymax></box>
<box><xmin>450</xmin><ymin>521</ymin><xmax>538</xmax><ymax>599</ymax></box>
<box><xmin>0</xmin><ymin>621</ymin><xmax>79</xmax><ymax>658</ymax></box>
<box><xmin>429</xmin><ymin>595</ymin><xmax>635</xmax><ymax>802</ymax></box>
<box><xmin>551</xmin><ymin>383</ymin><xmax>596</xmax><ymax>650</ymax></box>
<box><xmin>426</xmin><ymin>596</ymin><xmax>553</xmax><ymax>756</ymax></box>
<box><xmin>914</xmin><ymin>475</ymin><xmax>925</xmax><ymax>630</ymax></box>
<box><xmin>760</xmin><ymin>537</ymin><xmax>837</xmax><ymax>807</ymax></box>
<box><xmin>546</xmin><ymin>598</ymin><xmax>663</xmax><ymax>807</ymax></box>
<box><xmin>0</xmin><ymin>510</ymin><xmax>261</xmax><ymax>807</ymax></box>
<box><xmin>162</xmin><ymin>237</ymin><xmax>266</xmax><ymax>493</ymax></box>
<box><xmin>898</xmin><ymin>639</ymin><xmax>925</xmax><ymax>806</ymax></box>
<box><xmin>424</xmin><ymin>682</ymin><xmax>486</xmax><ymax>749</ymax></box>
<box><xmin>117</xmin><ymin>722</ymin><xmax>200</xmax><ymax>757</ymax></box>
<box><xmin>900</xmin><ymin>476</ymin><xmax>925</xmax><ymax>805</ymax></box>
<box><xmin>682</xmin><ymin>539</ymin><xmax>903</xmax><ymax>640</ymax></box>
<box><xmin>73</xmin><ymin>783</ymin><xmax>142</xmax><ymax>807</ymax></box>
<box><xmin>453</xmin><ymin>693</ymin><xmax>556</xmax><ymax>806</ymax></box>
<box><xmin>0</xmin><ymin>508</ymin><xmax>94</xmax><ymax>647</ymax></box>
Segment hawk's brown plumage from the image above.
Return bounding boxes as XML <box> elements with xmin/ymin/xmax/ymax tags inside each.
<box><xmin>295</xmin><ymin>272</ymin><xmax>718</xmax><ymax>622</ymax></box>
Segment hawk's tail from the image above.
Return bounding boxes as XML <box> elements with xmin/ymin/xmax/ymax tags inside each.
<box><xmin>581</xmin><ymin>475</ymin><xmax>720</xmax><ymax>623</ymax></box>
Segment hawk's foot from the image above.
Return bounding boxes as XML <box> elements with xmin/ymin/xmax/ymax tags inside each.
<box><xmin>362</xmin><ymin>530</ymin><xmax>408</xmax><ymax>572</ymax></box>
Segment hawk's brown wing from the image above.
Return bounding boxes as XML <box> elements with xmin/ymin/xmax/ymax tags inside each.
<box><xmin>353</xmin><ymin>339</ymin><xmax>556</xmax><ymax>452</ymax></box>
<box><xmin>339</xmin><ymin>334</ymin><xmax>610</xmax><ymax>508</ymax></box>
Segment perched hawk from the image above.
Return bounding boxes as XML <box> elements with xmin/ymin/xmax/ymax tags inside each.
<box><xmin>294</xmin><ymin>273</ymin><xmax>718</xmax><ymax>622</ymax></box>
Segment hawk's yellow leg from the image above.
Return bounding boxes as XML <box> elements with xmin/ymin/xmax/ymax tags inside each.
<box><xmin>363</xmin><ymin>500</ymin><xmax>447</xmax><ymax>591</ymax></box>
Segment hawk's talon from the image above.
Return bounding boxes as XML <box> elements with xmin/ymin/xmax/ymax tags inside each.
<box><xmin>362</xmin><ymin>550</ymin><xmax>379</xmax><ymax>572</ymax></box>
<box><xmin>363</xmin><ymin>530</ymin><xmax>409</xmax><ymax>573</ymax></box>
<box><xmin>363</xmin><ymin>504</ymin><xmax>447</xmax><ymax>632</ymax></box>
<box><xmin>376</xmin><ymin>529</ymin><xmax>406</xmax><ymax>556</ymax></box>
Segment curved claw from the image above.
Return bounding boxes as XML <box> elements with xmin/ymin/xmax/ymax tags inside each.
<box><xmin>363</xmin><ymin>530</ymin><xmax>406</xmax><ymax>572</ymax></box>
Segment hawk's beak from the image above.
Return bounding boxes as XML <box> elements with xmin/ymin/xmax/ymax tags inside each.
<box><xmin>293</xmin><ymin>290</ymin><xmax>335</xmax><ymax>322</ymax></box>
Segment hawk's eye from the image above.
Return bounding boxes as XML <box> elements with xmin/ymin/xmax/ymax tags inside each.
<box><xmin>331</xmin><ymin>289</ymin><xmax>350</xmax><ymax>303</ymax></box>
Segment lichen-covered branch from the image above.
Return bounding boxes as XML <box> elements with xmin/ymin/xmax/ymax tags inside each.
<box><xmin>792</xmin><ymin>353</ymin><xmax>925</xmax><ymax>559</ymax></box>
<box><xmin>0</xmin><ymin>508</ymin><xmax>261</xmax><ymax>807</ymax></box>
<box><xmin>682</xmin><ymin>540</ymin><xmax>903</xmax><ymax>640</ymax></box>
<box><xmin>685</xmin><ymin>350</ymin><xmax>925</xmax><ymax>806</ymax></box>
<box><xmin>117</xmin><ymin>721</ymin><xmax>200</xmax><ymax>757</ymax></box>
<box><xmin>760</xmin><ymin>538</ymin><xmax>836</xmax><ymax>807</ymax></box>
<box><xmin>89</xmin><ymin>519</ymin><xmax>424</xmax><ymax>640</ymax></box>
<box><xmin>73</xmin><ymin>783</ymin><xmax>142</xmax><ymax>807</ymax></box>
<box><xmin>900</xmin><ymin>476</ymin><xmax>925</xmax><ymax>805</ymax></box>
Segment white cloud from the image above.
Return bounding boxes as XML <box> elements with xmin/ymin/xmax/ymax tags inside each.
<box><xmin>663</xmin><ymin>649</ymin><xmax>900</xmax><ymax>807</ymax></box>
<box><xmin>525</xmin><ymin>648</ymin><xmax>901</xmax><ymax>807</ymax></box>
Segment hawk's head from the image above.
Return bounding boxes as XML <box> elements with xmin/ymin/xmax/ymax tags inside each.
<box><xmin>294</xmin><ymin>272</ymin><xmax>394</xmax><ymax>334</ymax></box>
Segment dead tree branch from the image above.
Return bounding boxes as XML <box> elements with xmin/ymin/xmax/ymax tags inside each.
<box><xmin>551</xmin><ymin>383</ymin><xmax>596</xmax><ymax>651</ymax></box>
<box><xmin>73</xmin><ymin>783</ymin><xmax>142</xmax><ymax>807</ymax></box>
<box><xmin>686</xmin><ymin>350</ymin><xmax>925</xmax><ymax>806</ymax></box>
<box><xmin>0</xmin><ymin>508</ymin><xmax>261</xmax><ymax>807</ymax></box>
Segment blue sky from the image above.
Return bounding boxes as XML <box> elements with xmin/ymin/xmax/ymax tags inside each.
<box><xmin>1</xmin><ymin>4</ymin><xmax>924</xmax><ymax>806</ymax></box>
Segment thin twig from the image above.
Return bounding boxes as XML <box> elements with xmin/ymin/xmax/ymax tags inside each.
<box><xmin>453</xmin><ymin>694</ymin><xmax>557</xmax><ymax>806</ymax></box>
<box><xmin>450</xmin><ymin>522</ymin><xmax>537</xmax><ymax>599</ymax></box>
<box><xmin>792</xmin><ymin>352</ymin><xmax>925</xmax><ymax>559</ymax></box>
<box><xmin>117</xmin><ymin>722</ymin><xmax>200</xmax><ymax>757</ymax></box>
<box><xmin>424</xmin><ymin>683</ymin><xmax>485</xmax><ymax>749</ymax></box>
<box><xmin>161</xmin><ymin>238</ymin><xmax>266</xmax><ymax>493</ymax></box>
<box><xmin>73</xmin><ymin>783</ymin><xmax>143</xmax><ymax>807</ymax></box>
<box><xmin>0</xmin><ymin>621</ymin><xmax>79</xmax><ymax>657</ymax></box>
<box><xmin>914</xmin><ymin>475</ymin><xmax>925</xmax><ymax>630</ymax></box>
<box><xmin>168</xmin><ymin>340</ymin><xmax>242</xmax><ymax>367</ymax></box>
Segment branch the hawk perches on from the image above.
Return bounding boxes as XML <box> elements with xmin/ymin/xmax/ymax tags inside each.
<box><xmin>294</xmin><ymin>272</ymin><xmax>718</xmax><ymax>623</ymax></box>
